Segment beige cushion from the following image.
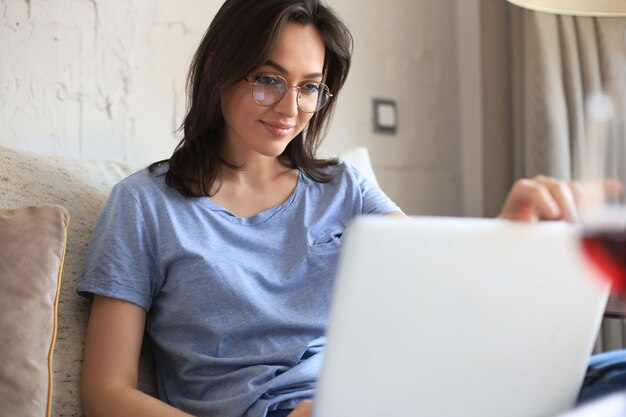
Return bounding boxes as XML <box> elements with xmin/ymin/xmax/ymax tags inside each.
<box><xmin>0</xmin><ymin>146</ymin><xmax>156</xmax><ymax>416</ymax></box>
<box><xmin>0</xmin><ymin>205</ymin><xmax>69</xmax><ymax>417</ymax></box>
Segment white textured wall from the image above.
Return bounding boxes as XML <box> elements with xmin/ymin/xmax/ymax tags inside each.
<box><xmin>0</xmin><ymin>0</ymin><xmax>464</xmax><ymax>216</ymax></box>
<box><xmin>1</xmin><ymin>0</ymin><xmax>219</xmax><ymax>164</ymax></box>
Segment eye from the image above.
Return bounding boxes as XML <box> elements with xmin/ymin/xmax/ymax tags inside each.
<box><xmin>256</xmin><ymin>75</ymin><xmax>281</xmax><ymax>87</ymax></box>
<box><xmin>300</xmin><ymin>83</ymin><xmax>320</xmax><ymax>95</ymax></box>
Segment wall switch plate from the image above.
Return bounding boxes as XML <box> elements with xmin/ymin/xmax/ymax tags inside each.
<box><xmin>373</xmin><ymin>98</ymin><xmax>397</xmax><ymax>134</ymax></box>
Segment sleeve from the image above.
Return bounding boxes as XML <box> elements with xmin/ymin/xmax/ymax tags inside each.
<box><xmin>344</xmin><ymin>162</ymin><xmax>403</xmax><ymax>215</ymax></box>
<box><xmin>76</xmin><ymin>182</ymin><xmax>162</xmax><ymax>311</ymax></box>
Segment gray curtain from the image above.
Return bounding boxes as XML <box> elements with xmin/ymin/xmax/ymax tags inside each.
<box><xmin>510</xmin><ymin>6</ymin><xmax>626</xmax><ymax>352</ymax></box>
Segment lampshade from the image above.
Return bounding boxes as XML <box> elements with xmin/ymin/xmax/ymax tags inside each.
<box><xmin>507</xmin><ymin>0</ymin><xmax>626</xmax><ymax>16</ymax></box>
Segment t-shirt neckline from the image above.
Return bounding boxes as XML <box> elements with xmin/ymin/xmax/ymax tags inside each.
<box><xmin>200</xmin><ymin>170</ymin><xmax>306</xmax><ymax>226</ymax></box>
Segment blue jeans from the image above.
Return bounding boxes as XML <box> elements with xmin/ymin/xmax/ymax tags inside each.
<box><xmin>266</xmin><ymin>356</ymin><xmax>626</xmax><ymax>413</ymax></box>
<box><xmin>578</xmin><ymin>349</ymin><xmax>626</xmax><ymax>404</ymax></box>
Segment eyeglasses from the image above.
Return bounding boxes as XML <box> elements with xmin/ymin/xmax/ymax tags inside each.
<box><xmin>246</xmin><ymin>74</ymin><xmax>333</xmax><ymax>113</ymax></box>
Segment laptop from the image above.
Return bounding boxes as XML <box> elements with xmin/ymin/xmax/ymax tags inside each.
<box><xmin>313</xmin><ymin>216</ymin><xmax>610</xmax><ymax>417</ymax></box>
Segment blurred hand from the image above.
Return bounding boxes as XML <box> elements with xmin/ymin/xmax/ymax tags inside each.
<box><xmin>287</xmin><ymin>401</ymin><xmax>312</xmax><ymax>417</ymax></box>
<box><xmin>498</xmin><ymin>176</ymin><xmax>578</xmax><ymax>223</ymax></box>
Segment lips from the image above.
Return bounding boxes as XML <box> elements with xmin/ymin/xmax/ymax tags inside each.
<box><xmin>261</xmin><ymin>121</ymin><xmax>295</xmax><ymax>138</ymax></box>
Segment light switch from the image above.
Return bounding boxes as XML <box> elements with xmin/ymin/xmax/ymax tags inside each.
<box><xmin>373</xmin><ymin>99</ymin><xmax>397</xmax><ymax>134</ymax></box>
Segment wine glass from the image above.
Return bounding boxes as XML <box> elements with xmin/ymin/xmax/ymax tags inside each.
<box><xmin>578</xmin><ymin>93</ymin><xmax>626</xmax><ymax>294</ymax></box>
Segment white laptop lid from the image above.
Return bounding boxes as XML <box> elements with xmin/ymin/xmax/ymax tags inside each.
<box><xmin>314</xmin><ymin>216</ymin><xmax>609</xmax><ymax>417</ymax></box>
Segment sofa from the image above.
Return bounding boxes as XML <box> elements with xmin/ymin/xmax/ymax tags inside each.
<box><xmin>0</xmin><ymin>145</ymin><xmax>159</xmax><ymax>417</ymax></box>
<box><xmin>0</xmin><ymin>144</ymin><xmax>378</xmax><ymax>417</ymax></box>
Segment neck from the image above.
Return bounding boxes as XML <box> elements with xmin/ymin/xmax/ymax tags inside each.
<box><xmin>227</xmin><ymin>159</ymin><xmax>289</xmax><ymax>183</ymax></box>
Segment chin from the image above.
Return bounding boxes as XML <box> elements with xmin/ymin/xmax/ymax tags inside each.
<box><xmin>259</xmin><ymin>145</ymin><xmax>290</xmax><ymax>159</ymax></box>
<box><xmin>257</xmin><ymin>136</ymin><xmax>296</xmax><ymax>158</ymax></box>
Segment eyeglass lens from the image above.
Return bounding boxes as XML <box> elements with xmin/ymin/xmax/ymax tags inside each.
<box><xmin>251</xmin><ymin>75</ymin><xmax>330</xmax><ymax>113</ymax></box>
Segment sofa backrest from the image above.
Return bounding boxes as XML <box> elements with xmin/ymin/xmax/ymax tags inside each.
<box><xmin>0</xmin><ymin>145</ymin><xmax>158</xmax><ymax>416</ymax></box>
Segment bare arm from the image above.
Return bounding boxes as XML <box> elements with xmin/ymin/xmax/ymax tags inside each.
<box><xmin>288</xmin><ymin>400</ymin><xmax>312</xmax><ymax>417</ymax></box>
<box><xmin>84</xmin><ymin>297</ymin><xmax>317</xmax><ymax>417</ymax></box>
<box><xmin>81</xmin><ymin>295</ymin><xmax>194</xmax><ymax>417</ymax></box>
<box><xmin>385</xmin><ymin>211</ymin><xmax>408</xmax><ymax>218</ymax></box>
<box><xmin>383</xmin><ymin>175</ymin><xmax>580</xmax><ymax>223</ymax></box>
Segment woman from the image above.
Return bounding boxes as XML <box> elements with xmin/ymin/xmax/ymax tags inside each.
<box><xmin>76</xmin><ymin>1</ymin><xmax>578</xmax><ymax>416</ymax></box>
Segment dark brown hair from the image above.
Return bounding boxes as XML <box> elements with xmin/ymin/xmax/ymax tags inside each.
<box><xmin>150</xmin><ymin>0</ymin><xmax>353</xmax><ymax>197</ymax></box>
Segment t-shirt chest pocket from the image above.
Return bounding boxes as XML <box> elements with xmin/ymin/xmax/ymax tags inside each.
<box><xmin>309</xmin><ymin>227</ymin><xmax>344</xmax><ymax>255</ymax></box>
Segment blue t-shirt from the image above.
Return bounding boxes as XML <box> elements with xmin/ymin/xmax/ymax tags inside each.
<box><xmin>76</xmin><ymin>161</ymin><xmax>401</xmax><ymax>417</ymax></box>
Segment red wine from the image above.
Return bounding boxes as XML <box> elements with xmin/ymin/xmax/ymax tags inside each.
<box><xmin>582</xmin><ymin>231</ymin><xmax>626</xmax><ymax>293</ymax></box>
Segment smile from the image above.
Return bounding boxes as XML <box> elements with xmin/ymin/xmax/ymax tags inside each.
<box><xmin>261</xmin><ymin>121</ymin><xmax>295</xmax><ymax>138</ymax></box>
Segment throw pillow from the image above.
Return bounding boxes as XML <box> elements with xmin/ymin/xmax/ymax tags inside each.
<box><xmin>0</xmin><ymin>205</ymin><xmax>70</xmax><ymax>417</ymax></box>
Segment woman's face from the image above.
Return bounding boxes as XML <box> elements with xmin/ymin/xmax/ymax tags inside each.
<box><xmin>220</xmin><ymin>23</ymin><xmax>326</xmax><ymax>161</ymax></box>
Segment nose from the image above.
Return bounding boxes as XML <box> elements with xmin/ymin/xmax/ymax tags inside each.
<box><xmin>272</xmin><ymin>86</ymin><xmax>299</xmax><ymax>117</ymax></box>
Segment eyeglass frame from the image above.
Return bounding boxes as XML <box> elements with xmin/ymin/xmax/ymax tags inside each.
<box><xmin>245</xmin><ymin>74</ymin><xmax>334</xmax><ymax>114</ymax></box>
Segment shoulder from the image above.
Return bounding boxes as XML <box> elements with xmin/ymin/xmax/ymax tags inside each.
<box><xmin>322</xmin><ymin>160</ymin><xmax>376</xmax><ymax>189</ymax></box>
<box><xmin>300</xmin><ymin>161</ymin><xmax>370</xmax><ymax>200</ymax></box>
<box><xmin>315</xmin><ymin>160</ymin><xmax>363</xmax><ymax>183</ymax></box>
<box><xmin>115</xmin><ymin>164</ymin><xmax>171</xmax><ymax>195</ymax></box>
<box><xmin>309</xmin><ymin>160</ymin><xmax>401</xmax><ymax>215</ymax></box>
<box><xmin>118</xmin><ymin>164</ymin><xmax>166</xmax><ymax>189</ymax></box>
<box><xmin>299</xmin><ymin>161</ymin><xmax>355</xmax><ymax>193</ymax></box>
<box><xmin>109</xmin><ymin>164</ymin><xmax>183</xmax><ymax>210</ymax></box>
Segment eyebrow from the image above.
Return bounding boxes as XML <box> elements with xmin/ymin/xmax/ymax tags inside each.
<box><xmin>262</xmin><ymin>60</ymin><xmax>324</xmax><ymax>79</ymax></box>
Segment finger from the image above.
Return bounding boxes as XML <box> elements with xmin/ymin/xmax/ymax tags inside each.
<box><xmin>500</xmin><ymin>179</ymin><xmax>561</xmax><ymax>221</ymax></box>
<box><xmin>524</xmin><ymin>179</ymin><xmax>562</xmax><ymax>220</ymax></box>
<box><xmin>568</xmin><ymin>180</ymin><xmax>583</xmax><ymax>206</ymax></box>
<box><xmin>569</xmin><ymin>179</ymin><xmax>623</xmax><ymax>208</ymax></box>
<box><xmin>533</xmin><ymin>176</ymin><xmax>579</xmax><ymax>223</ymax></box>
